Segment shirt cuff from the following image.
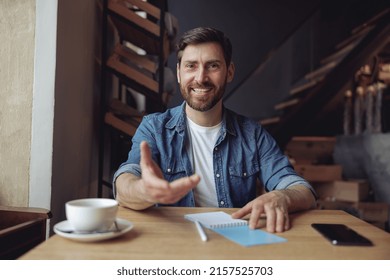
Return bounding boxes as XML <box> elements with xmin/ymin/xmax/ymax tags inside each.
<box><xmin>274</xmin><ymin>175</ymin><xmax>317</xmax><ymax>199</ymax></box>
<box><xmin>112</xmin><ymin>163</ymin><xmax>141</xmax><ymax>198</ymax></box>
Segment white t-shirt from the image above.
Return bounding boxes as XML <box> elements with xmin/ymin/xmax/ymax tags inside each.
<box><xmin>187</xmin><ymin>117</ymin><xmax>221</xmax><ymax>207</ymax></box>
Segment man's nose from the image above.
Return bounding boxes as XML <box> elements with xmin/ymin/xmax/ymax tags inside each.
<box><xmin>194</xmin><ymin>67</ymin><xmax>208</xmax><ymax>83</ymax></box>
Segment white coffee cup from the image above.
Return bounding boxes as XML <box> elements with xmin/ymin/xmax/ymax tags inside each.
<box><xmin>65</xmin><ymin>198</ymin><xmax>118</xmax><ymax>232</ymax></box>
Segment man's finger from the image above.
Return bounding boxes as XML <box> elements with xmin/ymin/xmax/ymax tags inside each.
<box><xmin>169</xmin><ymin>174</ymin><xmax>200</xmax><ymax>193</ymax></box>
<box><xmin>248</xmin><ymin>205</ymin><xmax>265</xmax><ymax>229</ymax></box>
<box><xmin>231</xmin><ymin>202</ymin><xmax>253</xmax><ymax>219</ymax></box>
<box><xmin>275</xmin><ymin>208</ymin><xmax>287</xmax><ymax>233</ymax></box>
<box><xmin>152</xmin><ymin>175</ymin><xmax>200</xmax><ymax>204</ymax></box>
<box><xmin>140</xmin><ymin>141</ymin><xmax>152</xmax><ymax>168</ymax></box>
<box><xmin>264</xmin><ymin>204</ymin><xmax>276</xmax><ymax>233</ymax></box>
<box><xmin>284</xmin><ymin>214</ymin><xmax>290</xmax><ymax>231</ymax></box>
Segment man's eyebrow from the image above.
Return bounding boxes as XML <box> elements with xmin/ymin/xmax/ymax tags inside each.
<box><xmin>182</xmin><ymin>59</ymin><xmax>222</xmax><ymax>64</ymax></box>
<box><xmin>205</xmin><ymin>59</ymin><xmax>222</xmax><ymax>64</ymax></box>
<box><xmin>182</xmin><ymin>59</ymin><xmax>198</xmax><ymax>64</ymax></box>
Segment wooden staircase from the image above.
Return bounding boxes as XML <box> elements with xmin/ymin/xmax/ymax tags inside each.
<box><xmin>98</xmin><ymin>0</ymin><xmax>178</xmax><ymax>195</ymax></box>
<box><xmin>261</xmin><ymin>9</ymin><xmax>390</xmax><ymax>149</ymax></box>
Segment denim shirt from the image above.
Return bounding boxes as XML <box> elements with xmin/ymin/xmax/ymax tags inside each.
<box><xmin>113</xmin><ymin>102</ymin><xmax>314</xmax><ymax>208</ymax></box>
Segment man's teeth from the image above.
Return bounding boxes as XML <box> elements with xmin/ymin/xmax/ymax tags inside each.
<box><xmin>192</xmin><ymin>88</ymin><xmax>210</xmax><ymax>93</ymax></box>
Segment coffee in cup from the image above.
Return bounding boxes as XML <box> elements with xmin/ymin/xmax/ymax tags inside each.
<box><xmin>65</xmin><ymin>198</ymin><xmax>118</xmax><ymax>233</ymax></box>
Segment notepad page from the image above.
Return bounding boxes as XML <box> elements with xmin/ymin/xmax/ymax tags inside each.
<box><xmin>213</xmin><ymin>225</ymin><xmax>287</xmax><ymax>247</ymax></box>
<box><xmin>184</xmin><ymin>211</ymin><xmax>248</xmax><ymax>229</ymax></box>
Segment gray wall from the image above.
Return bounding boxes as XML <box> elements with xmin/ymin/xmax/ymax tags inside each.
<box><xmin>0</xmin><ymin>0</ymin><xmax>36</xmax><ymax>207</ymax></box>
<box><xmin>334</xmin><ymin>134</ymin><xmax>390</xmax><ymax>226</ymax></box>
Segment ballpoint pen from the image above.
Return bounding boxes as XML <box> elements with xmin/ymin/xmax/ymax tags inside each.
<box><xmin>194</xmin><ymin>220</ymin><xmax>208</xmax><ymax>242</ymax></box>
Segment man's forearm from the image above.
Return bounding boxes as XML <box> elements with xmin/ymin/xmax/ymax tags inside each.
<box><xmin>115</xmin><ymin>173</ymin><xmax>154</xmax><ymax>210</ymax></box>
<box><xmin>283</xmin><ymin>185</ymin><xmax>316</xmax><ymax>213</ymax></box>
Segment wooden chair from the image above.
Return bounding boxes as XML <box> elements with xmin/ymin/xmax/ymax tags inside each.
<box><xmin>0</xmin><ymin>206</ymin><xmax>52</xmax><ymax>259</ymax></box>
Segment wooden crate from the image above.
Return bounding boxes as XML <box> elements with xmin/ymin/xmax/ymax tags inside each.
<box><xmin>316</xmin><ymin>200</ymin><xmax>389</xmax><ymax>223</ymax></box>
<box><xmin>285</xmin><ymin>136</ymin><xmax>336</xmax><ymax>164</ymax></box>
<box><xmin>293</xmin><ymin>164</ymin><xmax>342</xmax><ymax>182</ymax></box>
<box><xmin>333</xmin><ymin>180</ymin><xmax>370</xmax><ymax>202</ymax></box>
<box><xmin>0</xmin><ymin>206</ymin><xmax>51</xmax><ymax>259</ymax></box>
<box><xmin>311</xmin><ymin>182</ymin><xmax>335</xmax><ymax>199</ymax></box>
<box><xmin>313</xmin><ymin>180</ymin><xmax>370</xmax><ymax>202</ymax></box>
<box><xmin>355</xmin><ymin>202</ymin><xmax>389</xmax><ymax>223</ymax></box>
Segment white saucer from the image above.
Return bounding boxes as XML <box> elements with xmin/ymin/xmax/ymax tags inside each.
<box><xmin>54</xmin><ymin>218</ymin><xmax>133</xmax><ymax>242</ymax></box>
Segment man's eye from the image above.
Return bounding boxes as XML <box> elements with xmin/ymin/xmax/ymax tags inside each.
<box><xmin>208</xmin><ymin>63</ymin><xmax>220</xmax><ymax>69</ymax></box>
<box><xmin>185</xmin><ymin>64</ymin><xmax>195</xmax><ymax>69</ymax></box>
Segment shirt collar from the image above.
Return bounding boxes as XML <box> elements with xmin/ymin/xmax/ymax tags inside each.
<box><xmin>165</xmin><ymin>101</ymin><xmax>237</xmax><ymax>137</ymax></box>
<box><xmin>222</xmin><ymin>107</ymin><xmax>237</xmax><ymax>137</ymax></box>
<box><xmin>165</xmin><ymin>102</ymin><xmax>187</xmax><ymax>133</ymax></box>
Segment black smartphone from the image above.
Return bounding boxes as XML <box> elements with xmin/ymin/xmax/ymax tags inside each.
<box><xmin>311</xmin><ymin>223</ymin><xmax>373</xmax><ymax>246</ymax></box>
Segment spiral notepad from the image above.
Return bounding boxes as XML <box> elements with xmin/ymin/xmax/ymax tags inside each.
<box><xmin>184</xmin><ymin>211</ymin><xmax>287</xmax><ymax>247</ymax></box>
<box><xmin>184</xmin><ymin>211</ymin><xmax>248</xmax><ymax>229</ymax></box>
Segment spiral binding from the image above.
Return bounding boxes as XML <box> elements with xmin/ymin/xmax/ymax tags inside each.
<box><xmin>210</xmin><ymin>221</ymin><xmax>248</xmax><ymax>229</ymax></box>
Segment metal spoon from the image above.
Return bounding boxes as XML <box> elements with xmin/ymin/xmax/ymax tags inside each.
<box><xmin>57</xmin><ymin>221</ymin><xmax>120</xmax><ymax>234</ymax></box>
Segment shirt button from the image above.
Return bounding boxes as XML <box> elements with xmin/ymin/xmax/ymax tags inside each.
<box><xmin>167</xmin><ymin>168</ymin><xmax>171</xmax><ymax>173</ymax></box>
<box><xmin>220</xmin><ymin>201</ymin><xmax>225</xmax><ymax>205</ymax></box>
<box><xmin>216</xmin><ymin>173</ymin><xmax>220</xmax><ymax>178</ymax></box>
<box><xmin>215</xmin><ymin>147</ymin><xmax>218</xmax><ymax>151</ymax></box>
<box><xmin>243</xmin><ymin>172</ymin><xmax>247</xmax><ymax>177</ymax></box>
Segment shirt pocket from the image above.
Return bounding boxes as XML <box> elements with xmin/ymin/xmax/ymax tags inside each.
<box><xmin>228</xmin><ymin>160</ymin><xmax>260</xmax><ymax>188</ymax></box>
<box><xmin>161</xmin><ymin>156</ymin><xmax>187</xmax><ymax>182</ymax></box>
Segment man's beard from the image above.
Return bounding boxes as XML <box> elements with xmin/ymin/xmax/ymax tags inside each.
<box><xmin>180</xmin><ymin>80</ymin><xmax>226</xmax><ymax>112</ymax></box>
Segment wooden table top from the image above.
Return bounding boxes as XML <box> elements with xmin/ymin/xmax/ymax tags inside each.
<box><xmin>19</xmin><ymin>207</ymin><xmax>390</xmax><ymax>260</ymax></box>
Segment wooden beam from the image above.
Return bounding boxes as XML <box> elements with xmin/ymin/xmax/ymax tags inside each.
<box><xmin>109</xmin><ymin>98</ymin><xmax>144</xmax><ymax>120</ymax></box>
<box><xmin>290</xmin><ymin>78</ymin><xmax>322</xmax><ymax>95</ymax></box>
<box><xmin>107</xmin><ymin>53</ymin><xmax>159</xmax><ymax>94</ymax></box>
<box><xmin>105</xmin><ymin>112</ymin><xmax>138</xmax><ymax>136</ymax></box>
<box><xmin>108</xmin><ymin>0</ymin><xmax>160</xmax><ymax>37</ymax></box>
<box><xmin>259</xmin><ymin>116</ymin><xmax>280</xmax><ymax>126</ymax></box>
<box><xmin>113</xmin><ymin>43</ymin><xmax>158</xmax><ymax>74</ymax></box>
<box><xmin>124</xmin><ymin>0</ymin><xmax>161</xmax><ymax>19</ymax></box>
<box><xmin>274</xmin><ymin>98</ymin><xmax>300</xmax><ymax>110</ymax></box>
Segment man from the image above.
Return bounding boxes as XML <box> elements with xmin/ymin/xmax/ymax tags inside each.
<box><xmin>113</xmin><ymin>27</ymin><xmax>316</xmax><ymax>233</ymax></box>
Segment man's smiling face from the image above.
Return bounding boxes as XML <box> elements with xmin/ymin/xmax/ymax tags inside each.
<box><xmin>177</xmin><ymin>42</ymin><xmax>234</xmax><ymax>112</ymax></box>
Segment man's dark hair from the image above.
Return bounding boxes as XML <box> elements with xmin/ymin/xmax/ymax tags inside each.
<box><xmin>176</xmin><ymin>27</ymin><xmax>232</xmax><ymax>66</ymax></box>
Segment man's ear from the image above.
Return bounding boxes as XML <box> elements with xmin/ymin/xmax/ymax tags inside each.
<box><xmin>227</xmin><ymin>62</ymin><xmax>235</xmax><ymax>83</ymax></box>
<box><xmin>176</xmin><ymin>63</ymin><xmax>181</xmax><ymax>83</ymax></box>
